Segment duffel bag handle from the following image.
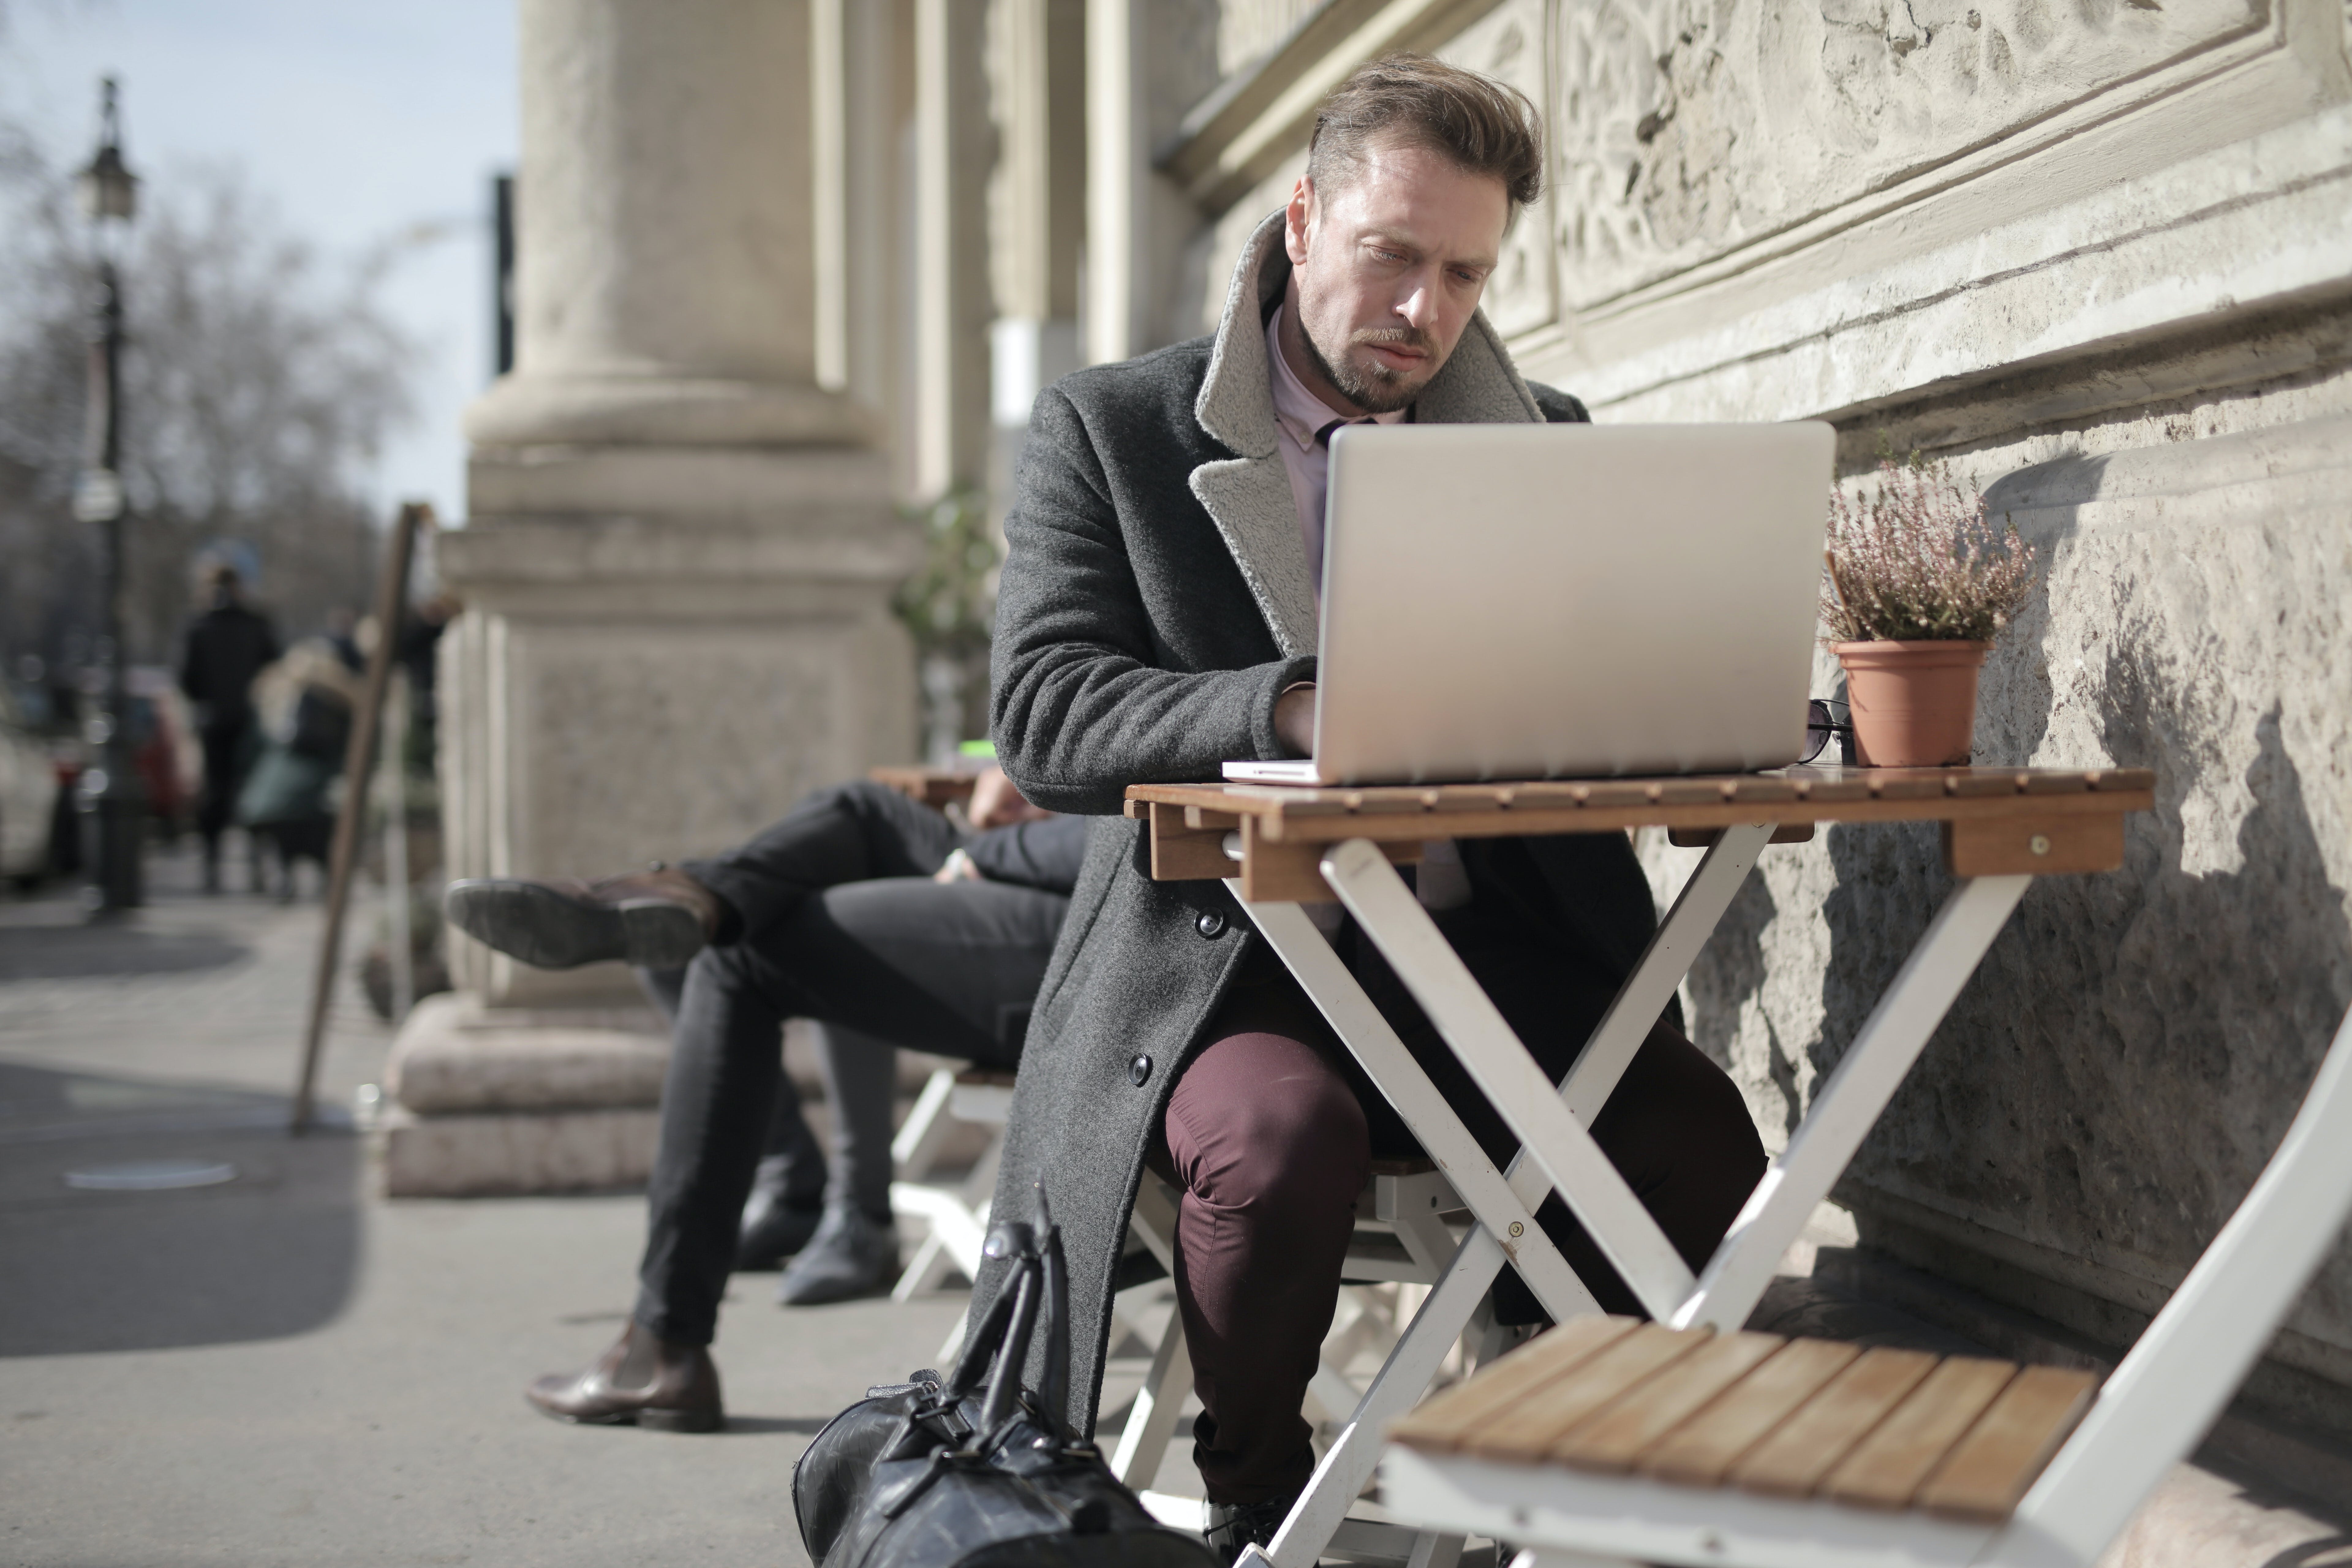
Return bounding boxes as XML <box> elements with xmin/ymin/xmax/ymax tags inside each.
<box><xmin>940</xmin><ymin>1182</ymin><xmax>1069</xmax><ymax>1445</ymax></box>
<box><xmin>1036</xmin><ymin>1186</ymin><xmax>1069</xmax><ymax>1436</ymax></box>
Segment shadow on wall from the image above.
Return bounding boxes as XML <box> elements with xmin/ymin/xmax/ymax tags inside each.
<box><xmin>1684</xmin><ymin>437</ymin><xmax>2350</xmax><ymax>1323</ymax></box>
<box><xmin>0</xmin><ymin>1062</ymin><xmax>361</xmax><ymax>1357</ymax></box>
<box><xmin>1683</xmin><ymin>870</ymin><xmax>1804</xmax><ymax>1140</ymax></box>
<box><xmin>1807</xmin><ymin>652</ymin><xmax>2350</xmax><ymax>1308</ymax></box>
<box><xmin>1971</xmin><ymin>448</ymin><xmax>2106</xmax><ymax>767</ymax></box>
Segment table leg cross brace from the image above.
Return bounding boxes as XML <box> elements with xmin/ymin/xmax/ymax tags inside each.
<box><xmin>1320</xmin><ymin>839</ymin><xmax>1699</xmax><ymax>1322</ymax></box>
<box><xmin>1239</xmin><ymin>824</ymin><xmax>1781</xmax><ymax>1568</ymax></box>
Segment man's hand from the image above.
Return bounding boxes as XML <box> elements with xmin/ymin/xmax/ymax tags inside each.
<box><xmin>967</xmin><ymin>764</ymin><xmax>1052</xmax><ymax>830</ymax></box>
<box><xmin>1274</xmin><ymin>683</ymin><xmax>1319</xmax><ymax>757</ymax></box>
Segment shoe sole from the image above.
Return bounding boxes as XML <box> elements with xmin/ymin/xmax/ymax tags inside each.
<box><xmin>524</xmin><ymin>1390</ymin><xmax>724</xmax><ymax>1433</ymax></box>
<box><xmin>528</xmin><ymin>1404</ymin><xmax>725</xmax><ymax>1434</ymax></box>
<box><xmin>445</xmin><ymin>881</ymin><xmax>707</xmax><ymax>971</ymax></box>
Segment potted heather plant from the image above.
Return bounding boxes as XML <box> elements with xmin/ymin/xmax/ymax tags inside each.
<box><xmin>1821</xmin><ymin>454</ymin><xmax>2037</xmax><ymax>767</ymax></box>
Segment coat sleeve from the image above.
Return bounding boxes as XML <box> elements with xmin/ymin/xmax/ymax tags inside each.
<box><xmin>989</xmin><ymin>385</ymin><xmax>1316</xmax><ymax>815</ymax></box>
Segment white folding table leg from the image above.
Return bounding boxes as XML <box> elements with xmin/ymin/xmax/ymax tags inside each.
<box><xmin>1247</xmin><ymin>892</ymin><xmax>1594</xmax><ymax>1568</ymax></box>
<box><xmin>1264</xmin><ymin>1227</ymin><xmax>1513</xmax><ymax>1568</ymax></box>
<box><xmin>1246</xmin><ymin>893</ymin><xmax>1599</xmax><ymax>1325</ymax></box>
<box><xmin>1670</xmin><ymin>873</ymin><xmax>2032</xmax><ymax>1329</ymax></box>
<box><xmin>1321</xmin><ymin>841</ymin><xmax>1697</xmax><ymax>1321</ymax></box>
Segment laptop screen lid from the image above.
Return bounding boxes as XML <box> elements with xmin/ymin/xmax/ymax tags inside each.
<box><xmin>1288</xmin><ymin>420</ymin><xmax>1833</xmax><ymax>786</ymax></box>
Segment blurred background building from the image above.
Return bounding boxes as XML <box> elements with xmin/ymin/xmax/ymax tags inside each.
<box><xmin>397</xmin><ymin>0</ymin><xmax>2351</xmax><ymax>1471</ymax></box>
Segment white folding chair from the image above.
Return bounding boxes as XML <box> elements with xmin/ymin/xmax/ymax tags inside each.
<box><xmin>888</xmin><ymin>1065</ymin><xmax>1014</xmax><ymax>1304</ymax></box>
<box><xmin>1375</xmin><ymin>1000</ymin><xmax>2352</xmax><ymax>1568</ymax></box>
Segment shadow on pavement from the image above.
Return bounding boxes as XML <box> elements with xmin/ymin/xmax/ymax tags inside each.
<box><xmin>0</xmin><ymin>1062</ymin><xmax>361</xmax><ymax>1357</ymax></box>
<box><xmin>0</xmin><ymin>923</ymin><xmax>251</xmax><ymax>980</ymax></box>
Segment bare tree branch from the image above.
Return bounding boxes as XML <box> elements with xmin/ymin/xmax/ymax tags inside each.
<box><xmin>0</xmin><ymin>156</ymin><xmax>417</xmax><ymax>677</ymax></box>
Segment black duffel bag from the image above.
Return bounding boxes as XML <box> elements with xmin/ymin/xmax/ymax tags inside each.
<box><xmin>794</xmin><ymin>1189</ymin><xmax>1217</xmax><ymax>1568</ymax></box>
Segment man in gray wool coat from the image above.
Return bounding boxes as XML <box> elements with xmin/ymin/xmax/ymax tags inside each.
<box><xmin>978</xmin><ymin>55</ymin><xmax>1768</xmax><ymax>1560</ymax></box>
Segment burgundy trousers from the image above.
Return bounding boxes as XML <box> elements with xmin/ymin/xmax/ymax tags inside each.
<box><xmin>1152</xmin><ymin>907</ymin><xmax>1767</xmax><ymax>1506</ymax></box>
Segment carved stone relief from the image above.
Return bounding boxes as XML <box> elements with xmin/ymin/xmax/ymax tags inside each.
<box><xmin>1549</xmin><ymin>0</ymin><xmax>2265</xmax><ymax>310</ymax></box>
<box><xmin>1439</xmin><ymin>0</ymin><xmax>1559</xmax><ymax>338</ymax></box>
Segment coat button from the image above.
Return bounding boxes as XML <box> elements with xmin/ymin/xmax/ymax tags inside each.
<box><xmin>1129</xmin><ymin>1054</ymin><xmax>1152</xmax><ymax>1086</ymax></box>
<box><xmin>1196</xmin><ymin>910</ymin><xmax>1227</xmax><ymax>940</ymax></box>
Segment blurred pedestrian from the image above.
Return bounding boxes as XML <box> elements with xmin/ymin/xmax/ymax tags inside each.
<box><xmin>177</xmin><ymin>563</ymin><xmax>280</xmax><ymax>893</ymax></box>
<box><xmin>236</xmin><ymin>636</ymin><xmax>359</xmax><ymax>900</ymax></box>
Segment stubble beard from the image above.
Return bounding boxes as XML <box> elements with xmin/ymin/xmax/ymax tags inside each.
<box><xmin>1299</xmin><ymin>315</ymin><xmax>1434</xmax><ymax>416</ymax></box>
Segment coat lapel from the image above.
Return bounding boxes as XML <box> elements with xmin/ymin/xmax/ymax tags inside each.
<box><xmin>1188</xmin><ymin>210</ymin><xmax>1550</xmax><ymax>660</ymax></box>
<box><xmin>1190</xmin><ymin>214</ymin><xmax>1319</xmax><ymax>659</ymax></box>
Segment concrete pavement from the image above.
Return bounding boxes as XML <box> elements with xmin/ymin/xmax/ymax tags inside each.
<box><xmin>0</xmin><ymin>842</ymin><xmax>1033</xmax><ymax>1567</ymax></box>
<box><xmin>3</xmin><ymin>838</ymin><xmax>2346</xmax><ymax>1566</ymax></box>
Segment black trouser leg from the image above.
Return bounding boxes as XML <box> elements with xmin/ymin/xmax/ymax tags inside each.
<box><xmin>633</xmin><ymin>945</ymin><xmax>788</xmax><ymax>1347</ymax></box>
<box><xmin>641</xmin><ymin>963</ymin><xmax>829</xmax><ymax>1215</ymax></box>
<box><xmin>680</xmin><ymin>781</ymin><xmax>964</xmax><ymax>942</ymax></box>
<box><xmin>632</xmin><ymin>875</ymin><xmax>1068</xmax><ymax>1346</ymax></box>
<box><xmin>196</xmin><ymin>721</ymin><xmax>249</xmax><ymax>870</ymax></box>
<box><xmin>815</xmin><ymin>1024</ymin><xmax>900</xmax><ymax>1221</ymax></box>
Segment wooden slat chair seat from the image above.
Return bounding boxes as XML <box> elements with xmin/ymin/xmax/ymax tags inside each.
<box><xmin>1389</xmin><ymin>1318</ymin><xmax>2096</xmax><ymax>1525</ymax></box>
<box><xmin>1372</xmin><ymin>1001</ymin><xmax>2352</xmax><ymax>1568</ymax></box>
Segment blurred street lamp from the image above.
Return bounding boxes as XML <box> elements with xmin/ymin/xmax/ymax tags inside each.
<box><xmin>75</xmin><ymin>76</ymin><xmax>142</xmax><ymax>914</ymax></box>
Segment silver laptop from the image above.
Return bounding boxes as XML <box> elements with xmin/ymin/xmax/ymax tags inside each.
<box><xmin>1224</xmin><ymin>421</ymin><xmax>1834</xmax><ymax>786</ymax></box>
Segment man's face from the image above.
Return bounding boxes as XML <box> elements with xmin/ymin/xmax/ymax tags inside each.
<box><xmin>1283</xmin><ymin>138</ymin><xmax>1509</xmax><ymax>415</ymax></box>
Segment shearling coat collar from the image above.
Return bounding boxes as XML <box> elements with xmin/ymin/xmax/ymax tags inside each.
<box><xmin>1187</xmin><ymin>210</ymin><xmax>1547</xmax><ymax>658</ymax></box>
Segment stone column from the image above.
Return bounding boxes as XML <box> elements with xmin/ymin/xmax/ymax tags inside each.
<box><xmin>914</xmin><ymin>0</ymin><xmax>995</xmax><ymax>500</ymax></box>
<box><xmin>987</xmin><ymin>0</ymin><xmax>1088</xmax><ymax>518</ymax></box>
<box><xmin>384</xmin><ymin>0</ymin><xmax>920</xmax><ymax>1195</ymax></box>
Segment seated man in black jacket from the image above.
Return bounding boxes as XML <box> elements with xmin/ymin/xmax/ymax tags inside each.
<box><xmin>445</xmin><ymin>769</ymin><xmax>1087</xmax><ymax>1432</ymax></box>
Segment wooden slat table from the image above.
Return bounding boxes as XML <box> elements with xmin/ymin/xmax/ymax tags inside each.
<box><xmin>1125</xmin><ymin>765</ymin><xmax>2150</xmax><ymax>903</ymax></box>
<box><xmin>1120</xmin><ymin>766</ymin><xmax>2150</xmax><ymax>1568</ymax></box>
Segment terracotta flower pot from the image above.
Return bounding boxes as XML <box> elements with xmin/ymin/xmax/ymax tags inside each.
<box><xmin>1833</xmin><ymin>640</ymin><xmax>1990</xmax><ymax>767</ymax></box>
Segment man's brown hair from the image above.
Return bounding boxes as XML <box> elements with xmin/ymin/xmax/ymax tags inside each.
<box><xmin>1305</xmin><ymin>53</ymin><xmax>1543</xmax><ymax>215</ymax></box>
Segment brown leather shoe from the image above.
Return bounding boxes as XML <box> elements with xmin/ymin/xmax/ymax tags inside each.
<box><xmin>444</xmin><ymin>864</ymin><xmax>725</xmax><ymax>970</ymax></box>
<box><xmin>525</xmin><ymin>1322</ymin><xmax>724</xmax><ymax>1432</ymax></box>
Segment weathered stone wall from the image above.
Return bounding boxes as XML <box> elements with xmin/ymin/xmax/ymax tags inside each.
<box><xmin>1174</xmin><ymin>0</ymin><xmax>2352</xmax><ymax>1430</ymax></box>
<box><xmin>1552</xmin><ymin>0</ymin><xmax>2352</xmax><ymax>1431</ymax></box>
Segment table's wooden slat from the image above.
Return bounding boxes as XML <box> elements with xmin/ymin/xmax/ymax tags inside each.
<box><xmin>1127</xmin><ymin>769</ymin><xmax>2155</xmax><ymax>869</ymax></box>
<box><xmin>1916</xmin><ymin>1365</ymin><xmax>2098</xmax><ymax>1523</ymax></box>
<box><xmin>1820</xmin><ymin>1357</ymin><xmax>2019</xmax><ymax>1510</ymax></box>
<box><xmin>1150</xmin><ymin>802</ymin><xmax>1237</xmax><ymax>881</ymax></box>
<box><xmin>1387</xmin><ymin>1316</ymin><xmax>1641</xmax><ymax>1454</ymax></box>
<box><xmin>1943</xmin><ymin>812</ymin><xmax>2126</xmax><ymax>877</ymax></box>
<box><xmin>1548</xmin><ymin>1330</ymin><xmax>1786</xmax><ymax>1475</ymax></box>
<box><xmin>1636</xmin><ymin>1336</ymin><xmax>1862</xmax><ymax>1488</ymax></box>
<box><xmin>1459</xmin><ymin>1325</ymin><xmax>1713</xmax><ymax>1462</ymax></box>
<box><xmin>1728</xmin><ymin>1347</ymin><xmax>1937</xmax><ymax>1498</ymax></box>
